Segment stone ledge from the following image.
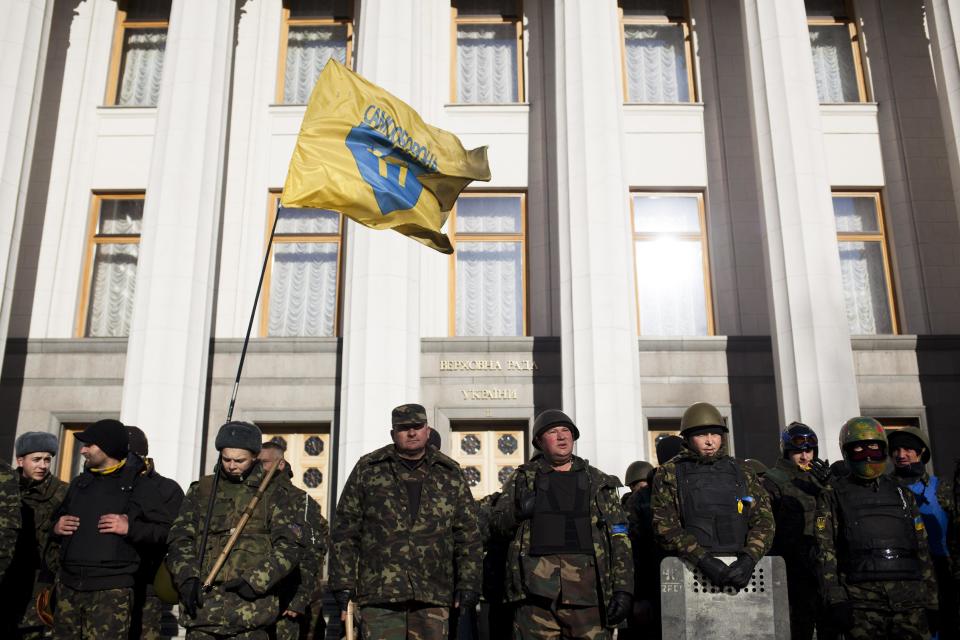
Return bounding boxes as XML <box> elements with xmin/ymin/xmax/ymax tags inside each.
<box><xmin>421</xmin><ymin>337</ymin><xmax>560</xmax><ymax>353</ymax></box>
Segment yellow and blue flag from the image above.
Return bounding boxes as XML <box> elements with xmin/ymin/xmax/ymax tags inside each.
<box><xmin>281</xmin><ymin>60</ymin><xmax>491</xmax><ymax>254</ymax></box>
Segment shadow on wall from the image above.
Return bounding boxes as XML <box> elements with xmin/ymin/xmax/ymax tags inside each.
<box><xmin>916</xmin><ymin>336</ymin><xmax>960</xmax><ymax>476</ymax></box>
<box><xmin>726</xmin><ymin>336</ymin><xmax>780</xmax><ymax>465</ymax></box>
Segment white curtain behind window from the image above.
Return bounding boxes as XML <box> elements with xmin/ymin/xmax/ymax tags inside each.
<box><xmin>269</xmin><ymin>242</ymin><xmax>339</xmax><ymax>337</ymax></box>
<box><xmin>457</xmin><ymin>23</ymin><xmax>518</xmax><ymax>103</ymax></box>
<box><xmin>635</xmin><ymin>238</ymin><xmax>707</xmax><ymax>335</ymax></box>
<box><xmin>809</xmin><ymin>25</ymin><xmax>860</xmax><ymax>103</ymax></box>
<box><xmin>117</xmin><ymin>29</ymin><xmax>166</xmax><ymax>106</ymax></box>
<box><xmin>623</xmin><ymin>23</ymin><xmax>689</xmax><ymax>103</ymax></box>
<box><xmin>284</xmin><ymin>25</ymin><xmax>348</xmax><ymax>104</ymax></box>
<box><xmin>838</xmin><ymin>241</ymin><xmax>892</xmax><ymax>334</ymax></box>
<box><xmin>87</xmin><ymin>244</ymin><xmax>139</xmax><ymax>337</ymax></box>
<box><xmin>456</xmin><ymin>241</ymin><xmax>522</xmax><ymax>336</ymax></box>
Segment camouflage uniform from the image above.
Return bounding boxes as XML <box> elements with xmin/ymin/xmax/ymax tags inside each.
<box><xmin>166</xmin><ymin>462</ymin><xmax>303</xmax><ymax>639</ymax></box>
<box><xmin>762</xmin><ymin>458</ymin><xmax>835</xmax><ymax>640</ymax></box>
<box><xmin>329</xmin><ymin>444</ymin><xmax>481</xmax><ymax>639</ymax></box>
<box><xmin>0</xmin><ymin>467</ymin><xmax>68</xmax><ymax>639</ymax></box>
<box><xmin>651</xmin><ymin>446</ymin><xmax>774</xmax><ymax>567</ymax></box>
<box><xmin>272</xmin><ymin>469</ymin><xmax>329</xmax><ymax>640</ymax></box>
<box><xmin>0</xmin><ymin>460</ymin><xmax>21</xmax><ymax>578</ymax></box>
<box><xmin>53</xmin><ymin>584</ymin><xmax>134</xmax><ymax>638</ymax></box>
<box><xmin>815</xmin><ymin>474</ymin><xmax>937</xmax><ymax>639</ymax></box>
<box><xmin>477</xmin><ymin>491</ymin><xmax>512</xmax><ymax>640</ymax></box>
<box><xmin>491</xmin><ymin>454</ymin><xmax>634</xmax><ymax>640</ymax></box>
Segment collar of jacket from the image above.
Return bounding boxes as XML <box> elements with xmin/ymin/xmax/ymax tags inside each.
<box><xmin>367</xmin><ymin>443</ymin><xmax>458</xmax><ymax>470</ymax></box>
<box><xmin>18</xmin><ymin>467</ymin><xmax>59</xmax><ymax>496</ymax></box>
<box><xmin>677</xmin><ymin>445</ymin><xmax>729</xmax><ymax>465</ymax></box>
<box><xmin>531</xmin><ymin>453</ymin><xmax>587</xmax><ymax>474</ymax></box>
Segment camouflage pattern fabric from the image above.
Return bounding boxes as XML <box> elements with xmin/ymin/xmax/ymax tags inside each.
<box><xmin>0</xmin><ymin>468</ymin><xmax>67</xmax><ymax>636</ymax></box>
<box><xmin>490</xmin><ymin>455</ymin><xmax>633</xmax><ymax>617</ymax></box>
<box><xmin>814</xmin><ymin>475</ymin><xmax>938</xmax><ymax>612</ymax></box>
<box><xmin>513</xmin><ymin>596</ymin><xmax>609</xmax><ymax>640</ymax></box>
<box><xmin>185</xmin><ymin>629</ymin><xmax>268</xmax><ymax>639</ymax></box>
<box><xmin>650</xmin><ymin>446</ymin><xmax>774</xmax><ymax>565</ymax></box>
<box><xmin>137</xmin><ymin>592</ymin><xmax>163</xmax><ymax>640</ymax></box>
<box><xmin>0</xmin><ymin>460</ymin><xmax>22</xmax><ymax>578</ymax></box>
<box><xmin>844</xmin><ymin>607</ymin><xmax>929</xmax><ymax>640</ymax></box>
<box><xmin>358</xmin><ymin>603</ymin><xmax>449</xmax><ymax>640</ymax></box>
<box><xmin>522</xmin><ymin>554</ymin><xmax>599</xmax><ymax>605</ymax></box>
<box><xmin>52</xmin><ymin>582</ymin><xmax>132</xmax><ymax>639</ymax></box>
<box><xmin>329</xmin><ymin>444</ymin><xmax>481</xmax><ymax>606</ymax></box>
<box><xmin>166</xmin><ymin>462</ymin><xmax>302</xmax><ymax>636</ymax></box>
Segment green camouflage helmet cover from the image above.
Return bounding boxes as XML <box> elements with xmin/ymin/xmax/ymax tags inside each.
<box><xmin>839</xmin><ymin>416</ymin><xmax>888</xmax><ymax>480</ymax></box>
<box><xmin>392</xmin><ymin>403</ymin><xmax>428</xmax><ymax>427</ymax></box>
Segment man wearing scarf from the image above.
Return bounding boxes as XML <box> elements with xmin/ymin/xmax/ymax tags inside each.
<box><xmin>888</xmin><ymin>427</ymin><xmax>957</xmax><ymax>639</ymax></box>
<box><xmin>814</xmin><ymin>417</ymin><xmax>937</xmax><ymax>639</ymax></box>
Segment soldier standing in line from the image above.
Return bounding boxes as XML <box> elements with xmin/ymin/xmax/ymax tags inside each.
<box><xmin>258</xmin><ymin>441</ymin><xmax>329</xmax><ymax>640</ymax></box>
<box><xmin>166</xmin><ymin>421</ymin><xmax>303</xmax><ymax>639</ymax></box>
<box><xmin>621</xmin><ymin>461</ymin><xmax>658</xmax><ymax>640</ymax></box>
<box><xmin>815</xmin><ymin>417</ymin><xmax>938</xmax><ymax>639</ymax></box>
<box><xmin>888</xmin><ymin>427</ymin><xmax>958</xmax><ymax>639</ymax></box>
<box><xmin>650</xmin><ymin>402</ymin><xmax>774</xmax><ymax>591</ymax></box>
<box><xmin>329</xmin><ymin>403</ymin><xmax>481</xmax><ymax>640</ymax></box>
<box><xmin>0</xmin><ymin>432</ymin><xmax>66</xmax><ymax>639</ymax></box>
<box><xmin>491</xmin><ymin>409</ymin><xmax>634</xmax><ymax>639</ymax></box>
<box><xmin>125</xmin><ymin>426</ymin><xmax>185</xmax><ymax>640</ymax></box>
<box><xmin>761</xmin><ymin>423</ymin><xmax>835</xmax><ymax>640</ymax></box>
<box><xmin>476</xmin><ymin>489</ymin><xmax>511</xmax><ymax>640</ymax></box>
<box><xmin>0</xmin><ymin>458</ymin><xmax>22</xmax><ymax>580</ymax></box>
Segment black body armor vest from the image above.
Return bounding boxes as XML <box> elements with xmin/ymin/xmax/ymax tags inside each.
<box><xmin>529</xmin><ymin>469</ymin><xmax>593</xmax><ymax>556</ymax></box>
<box><xmin>835</xmin><ymin>475</ymin><xmax>922</xmax><ymax>583</ymax></box>
<box><xmin>676</xmin><ymin>457</ymin><xmax>750</xmax><ymax>553</ymax></box>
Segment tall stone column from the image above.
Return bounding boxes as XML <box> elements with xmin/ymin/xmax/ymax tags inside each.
<box><xmin>927</xmin><ymin>0</ymin><xmax>960</xmax><ymax>236</ymax></box>
<box><xmin>740</xmin><ymin>0</ymin><xmax>860</xmax><ymax>460</ymax></box>
<box><xmin>336</xmin><ymin>0</ymin><xmax>427</xmax><ymax>491</ymax></box>
<box><xmin>0</xmin><ymin>0</ymin><xmax>51</xmax><ymax>365</ymax></box>
<box><xmin>120</xmin><ymin>0</ymin><xmax>236</xmax><ymax>486</ymax></box>
<box><xmin>552</xmin><ymin>0</ymin><xmax>644</xmax><ymax>473</ymax></box>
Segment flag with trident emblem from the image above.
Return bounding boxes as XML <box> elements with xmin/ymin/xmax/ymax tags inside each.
<box><xmin>281</xmin><ymin>60</ymin><xmax>491</xmax><ymax>253</ymax></box>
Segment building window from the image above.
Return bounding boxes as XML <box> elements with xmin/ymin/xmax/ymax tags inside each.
<box><xmin>450</xmin><ymin>193</ymin><xmax>526</xmax><ymax>336</ymax></box>
<box><xmin>58</xmin><ymin>424</ymin><xmax>89</xmax><ymax>481</ymax></box>
<box><xmin>260</xmin><ymin>424</ymin><xmax>331</xmax><ymax>517</ymax></box>
<box><xmin>277</xmin><ymin>0</ymin><xmax>353</xmax><ymax>105</ymax></box>
<box><xmin>619</xmin><ymin>0</ymin><xmax>695</xmax><ymax>103</ymax></box>
<box><xmin>452</xmin><ymin>0</ymin><xmax>523</xmax><ymax>104</ymax></box>
<box><xmin>262</xmin><ymin>193</ymin><xmax>343</xmax><ymax>337</ymax></box>
<box><xmin>647</xmin><ymin>418</ymin><xmax>681</xmax><ymax>462</ymax></box>
<box><xmin>832</xmin><ymin>192</ymin><xmax>897</xmax><ymax>335</ymax></box>
<box><xmin>631</xmin><ymin>192</ymin><xmax>713</xmax><ymax>336</ymax></box>
<box><xmin>806</xmin><ymin>0</ymin><xmax>867</xmax><ymax>103</ymax></box>
<box><xmin>450</xmin><ymin>421</ymin><xmax>526</xmax><ymax>499</ymax></box>
<box><xmin>105</xmin><ymin>0</ymin><xmax>171</xmax><ymax>107</ymax></box>
<box><xmin>78</xmin><ymin>194</ymin><xmax>144</xmax><ymax>338</ymax></box>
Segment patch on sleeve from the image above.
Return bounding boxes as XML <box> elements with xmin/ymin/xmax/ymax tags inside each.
<box><xmin>816</xmin><ymin>516</ymin><xmax>826</xmax><ymax>531</ymax></box>
<box><xmin>611</xmin><ymin>523</ymin><xmax>628</xmax><ymax>536</ymax></box>
<box><xmin>914</xmin><ymin>516</ymin><xmax>925</xmax><ymax>531</ymax></box>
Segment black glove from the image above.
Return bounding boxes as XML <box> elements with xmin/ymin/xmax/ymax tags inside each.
<box><xmin>455</xmin><ymin>589</ymin><xmax>480</xmax><ymax>610</ymax></box>
<box><xmin>829</xmin><ymin>601</ymin><xmax>856</xmax><ymax>631</ymax></box>
<box><xmin>809</xmin><ymin>457</ymin><xmax>831</xmax><ymax>485</ymax></box>
<box><xmin>178</xmin><ymin>577</ymin><xmax>202</xmax><ymax>618</ymax></box>
<box><xmin>223</xmin><ymin>577</ymin><xmax>258</xmax><ymax>601</ymax></box>
<box><xmin>605</xmin><ymin>591</ymin><xmax>633</xmax><ymax>626</ymax></box>
<box><xmin>723</xmin><ymin>554</ymin><xmax>757</xmax><ymax>590</ymax></box>
<box><xmin>332</xmin><ymin>589</ymin><xmax>353</xmax><ymax>612</ymax></box>
<box><xmin>516</xmin><ymin>485</ymin><xmax>536</xmax><ymax>521</ymax></box>
<box><xmin>697</xmin><ymin>556</ymin><xmax>729</xmax><ymax>586</ymax></box>
<box><xmin>925</xmin><ymin>608</ymin><xmax>940</xmax><ymax>634</ymax></box>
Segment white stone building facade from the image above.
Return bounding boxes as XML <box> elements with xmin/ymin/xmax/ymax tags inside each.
<box><xmin>3</xmin><ymin>0</ymin><xmax>960</xmax><ymax>512</ymax></box>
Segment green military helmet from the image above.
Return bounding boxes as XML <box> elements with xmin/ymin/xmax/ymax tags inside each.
<box><xmin>624</xmin><ymin>460</ymin><xmax>654</xmax><ymax>486</ymax></box>
<box><xmin>838</xmin><ymin>416</ymin><xmax>887</xmax><ymax>450</ymax></box>
<box><xmin>887</xmin><ymin>426</ymin><xmax>931</xmax><ymax>464</ymax></box>
<box><xmin>679</xmin><ymin>402</ymin><xmax>728</xmax><ymax>438</ymax></box>
<box><xmin>839</xmin><ymin>416</ymin><xmax>888</xmax><ymax>480</ymax></box>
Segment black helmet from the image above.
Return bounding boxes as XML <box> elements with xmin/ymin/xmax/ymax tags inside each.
<box><xmin>780</xmin><ymin>422</ymin><xmax>819</xmax><ymax>457</ymax></box>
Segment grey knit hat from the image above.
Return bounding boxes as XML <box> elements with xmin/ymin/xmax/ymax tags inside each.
<box><xmin>215</xmin><ymin>421</ymin><xmax>262</xmax><ymax>454</ymax></box>
<box><xmin>15</xmin><ymin>431</ymin><xmax>59</xmax><ymax>457</ymax></box>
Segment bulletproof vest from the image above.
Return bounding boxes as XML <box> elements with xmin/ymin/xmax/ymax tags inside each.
<box><xmin>765</xmin><ymin>463</ymin><xmax>820</xmax><ymax>550</ymax></box>
<box><xmin>528</xmin><ymin>469</ymin><xmax>594</xmax><ymax>556</ymax></box>
<box><xmin>196</xmin><ymin>471</ymin><xmax>274</xmax><ymax>583</ymax></box>
<box><xmin>61</xmin><ymin>464</ymin><xmax>140</xmax><ymax>570</ymax></box>
<box><xmin>835</xmin><ymin>476</ymin><xmax>922</xmax><ymax>583</ymax></box>
<box><xmin>676</xmin><ymin>456</ymin><xmax>750</xmax><ymax>554</ymax></box>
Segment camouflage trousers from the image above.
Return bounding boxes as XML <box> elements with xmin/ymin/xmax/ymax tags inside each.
<box><xmin>52</xmin><ymin>583</ymin><xmax>132</xmax><ymax>640</ymax></box>
<box><xmin>130</xmin><ymin>590</ymin><xmax>163</xmax><ymax>640</ymax></box>
<box><xmin>843</xmin><ymin>607</ymin><xmax>928</xmax><ymax>640</ymax></box>
<box><xmin>357</xmin><ymin>602</ymin><xmax>449</xmax><ymax>640</ymax></box>
<box><xmin>513</xmin><ymin>596</ymin><xmax>609</xmax><ymax>640</ymax></box>
<box><xmin>185</xmin><ymin>629</ymin><xmax>268</xmax><ymax>639</ymax></box>
<box><xmin>274</xmin><ymin>605</ymin><xmax>325</xmax><ymax>640</ymax></box>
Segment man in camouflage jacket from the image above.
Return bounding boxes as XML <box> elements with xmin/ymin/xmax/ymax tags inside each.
<box><xmin>1</xmin><ymin>432</ymin><xmax>64</xmax><ymax>639</ymax></box>
<box><xmin>259</xmin><ymin>442</ymin><xmax>329</xmax><ymax>640</ymax></box>
<box><xmin>329</xmin><ymin>403</ymin><xmax>481</xmax><ymax>640</ymax></box>
<box><xmin>166</xmin><ymin>421</ymin><xmax>302</xmax><ymax>639</ymax></box>
<box><xmin>815</xmin><ymin>417</ymin><xmax>937</xmax><ymax>640</ymax></box>
<box><xmin>491</xmin><ymin>409</ymin><xmax>634</xmax><ymax>639</ymax></box>
<box><xmin>651</xmin><ymin>403</ymin><xmax>774</xmax><ymax>590</ymax></box>
<box><xmin>0</xmin><ymin>459</ymin><xmax>22</xmax><ymax>580</ymax></box>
